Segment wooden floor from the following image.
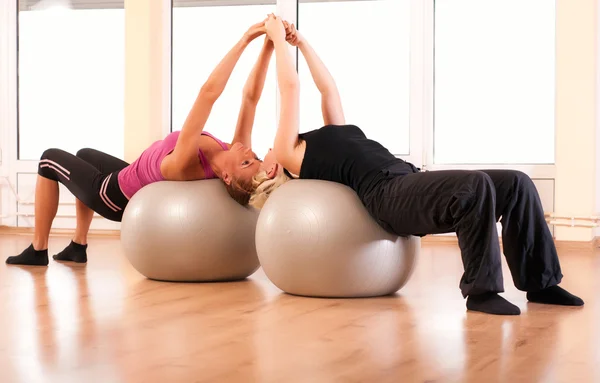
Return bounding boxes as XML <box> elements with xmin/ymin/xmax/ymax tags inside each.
<box><xmin>0</xmin><ymin>234</ymin><xmax>598</xmax><ymax>383</ymax></box>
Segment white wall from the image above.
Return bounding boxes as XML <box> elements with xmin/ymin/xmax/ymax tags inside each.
<box><xmin>554</xmin><ymin>0</ymin><xmax>598</xmax><ymax>241</ymax></box>
<box><xmin>596</xmin><ymin>0</ymin><xmax>600</xmax><ymax>239</ymax></box>
<box><xmin>124</xmin><ymin>0</ymin><xmax>171</xmax><ymax>163</ymax></box>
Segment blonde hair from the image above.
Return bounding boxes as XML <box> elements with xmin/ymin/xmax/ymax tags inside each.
<box><xmin>225</xmin><ymin>176</ymin><xmax>253</xmax><ymax>206</ymax></box>
<box><xmin>249</xmin><ymin>171</ymin><xmax>292</xmax><ymax>209</ymax></box>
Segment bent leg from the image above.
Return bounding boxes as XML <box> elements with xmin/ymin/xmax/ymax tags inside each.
<box><xmin>369</xmin><ymin>170</ymin><xmax>503</xmax><ymax>297</ymax></box>
<box><xmin>367</xmin><ymin>170</ymin><xmax>520</xmax><ymax>315</ymax></box>
<box><xmin>7</xmin><ymin>149</ymin><xmax>126</xmax><ymax>266</ymax></box>
<box><xmin>480</xmin><ymin>170</ymin><xmax>562</xmax><ymax>290</ymax></box>
<box><xmin>61</xmin><ymin>149</ymin><xmax>129</xmax><ymax>261</ymax></box>
<box><xmin>5</xmin><ymin>174</ymin><xmax>58</xmax><ymax>266</ymax></box>
<box><xmin>481</xmin><ymin>170</ymin><xmax>582</xmax><ymax>306</ymax></box>
<box><xmin>72</xmin><ymin>148</ymin><xmax>128</xmax><ymax>243</ymax></box>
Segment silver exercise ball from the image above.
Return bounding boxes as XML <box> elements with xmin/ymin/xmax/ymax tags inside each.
<box><xmin>255</xmin><ymin>180</ymin><xmax>419</xmax><ymax>298</ymax></box>
<box><xmin>121</xmin><ymin>179</ymin><xmax>260</xmax><ymax>282</ymax></box>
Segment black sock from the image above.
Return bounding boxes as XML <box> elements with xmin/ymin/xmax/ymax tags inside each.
<box><xmin>53</xmin><ymin>241</ymin><xmax>88</xmax><ymax>263</ymax></box>
<box><xmin>527</xmin><ymin>285</ymin><xmax>584</xmax><ymax>306</ymax></box>
<box><xmin>6</xmin><ymin>244</ymin><xmax>49</xmax><ymax>266</ymax></box>
<box><xmin>466</xmin><ymin>292</ymin><xmax>521</xmax><ymax>315</ymax></box>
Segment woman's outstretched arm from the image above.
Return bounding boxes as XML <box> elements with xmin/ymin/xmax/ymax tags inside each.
<box><xmin>170</xmin><ymin>21</ymin><xmax>266</xmax><ymax>170</ymax></box>
<box><xmin>231</xmin><ymin>37</ymin><xmax>274</xmax><ymax>148</ymax></box>
<box><xmin>285</xmin><ymin>22</ymin><xmax>345</xmax><ymax>126</ymax></box>
<box><xmin>266</xmin><ymin>15</ymin><xmax>304</xmax><ymax>175</ymax></box>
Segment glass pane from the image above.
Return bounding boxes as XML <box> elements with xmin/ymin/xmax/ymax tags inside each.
<box><xmin>172</xmin><ymin>3</ymin><xmax>277</xmax><ymax>158</ymax></box>
<box><xmin>18</xmin><ymin>1</ymin><xmax>125</xmax><ymax>160</ymax></box>
<box><xmin>434</xmin><ymin>0</ymin><xmax>555</xmax><ymax>164</ymax></box>
<box><xmin>298</xmin><ymin>0</ymin><xmax>410</xmax><ymax>155</ymax></box>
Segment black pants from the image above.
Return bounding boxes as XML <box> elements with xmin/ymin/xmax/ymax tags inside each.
<box><xmin>365</xmin><ymin>167</ymin><xmax>563</xmax><ymax>297</ymax></box>
<box><xmin>38</xmin><ymin>148</ymin><xmax>130</xmax><ymax>222</ymax></box>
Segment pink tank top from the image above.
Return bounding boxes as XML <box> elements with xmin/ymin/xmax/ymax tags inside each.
<box><xmin>117</xmin><ymin>131</ymin><xmax>229</xmax><ymax>199</ymax></box>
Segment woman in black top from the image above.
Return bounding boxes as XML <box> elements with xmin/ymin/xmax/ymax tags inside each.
<box><xmin>255</xmin><ymin>16</ymin><xmax>583</xmax><ymax>315</ymax></box>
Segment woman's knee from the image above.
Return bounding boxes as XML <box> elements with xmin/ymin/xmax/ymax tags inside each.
<box><xmin>75</xmin><ymin>148</ymin><xmax>95</xmax><ymax>161</ymax></box>
<box><xmin>467</xmin><ymin>171</ymin><xmax>495</xmax><ymax>195</ymax></box>
<box><xmin>39</xmin><ymin>148</ymin><xmax>69</xmax><ymax>181</ymax></box>
<box><xmin>504</xmin><ymin>170</ymin><xmax>536</xmax><ymax>193</ymax></box>
<box><xmin>40</xmin><ymin>148</ymin><xmax>63</xmax><ymax>161</ymax></box>
<box><xmin>446</xmin><ymin>172</ymin><xmax>495</xmax><ymax>221</ymax></box>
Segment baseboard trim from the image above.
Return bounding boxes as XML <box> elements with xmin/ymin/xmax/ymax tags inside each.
<box><xmin>1</xmin><ymin>226</ymin><xmax>598</xmax><ymax>250</ymax></box>
<box><xmin>421</xmin><ymin>236</ymin><xmax>459</xmax><ymax>244</ymax></box>
<box><xmin>422</xmin><ymin>235</ymin><xmax>599</xmax><ymax>250</ymax></box>
<box><xmin>0</xmin><ymin>225</ymin><xmax>120</xmax><ymax>238</ymax></box>
<box><xmin>554</xmin><ymin>240</ymin><xmax>598</xmax><ymax>250</ymax></box>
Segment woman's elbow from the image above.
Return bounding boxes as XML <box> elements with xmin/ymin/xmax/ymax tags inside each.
<box><xmin>242</xmin><ymin>88</ymin><xmax>259</xmax><ymax>104</ymax></box>
<box><xmin>199</xmin><ymin>86</ymin><xmax>220</xmax><ymax>103</ymax></box>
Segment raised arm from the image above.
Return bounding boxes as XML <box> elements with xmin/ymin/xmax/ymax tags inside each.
<box><xmin>169</xmin><ymin>21</ymin><xmax>266</xmax><ymax>170</ymax></box>
<box><xmin>265</xmin><ymin>15</ymin><xmax>303</xmax><ymax>175</ymax></box>
<box><xmin>285</xmin><ymin>22</ymin><xmax>345</xmax><ymax>126</ymax></box>
<box><xmin>231</xmin><ymin>37</ymin><xmax>274</xmax><ymax>148</ymax></box>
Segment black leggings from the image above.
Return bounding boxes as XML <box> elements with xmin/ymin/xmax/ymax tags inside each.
<box><xmin>364</xmin><ymin>166</ymin><xmax>563</xmax><ymax>297</ymax></box>
<box><xmin>38</xmin><ymin>148</ymin><xmax>130</xmax><ymax>222</ymax></box>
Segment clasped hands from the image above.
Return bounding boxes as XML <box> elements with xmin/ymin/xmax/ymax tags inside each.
<box><xmin>244</xmin><ymin>14</ymin><xmax>302</xmax><ymax>47</ymax></box>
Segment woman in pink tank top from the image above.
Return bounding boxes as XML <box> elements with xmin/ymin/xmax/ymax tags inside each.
<box><xmin>6</xmin><ymin>19</ymin><xmax>273</xmax><ymax>267</ymax></box>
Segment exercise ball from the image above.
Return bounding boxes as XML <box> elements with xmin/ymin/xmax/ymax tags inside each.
<box><xmin>255</xmin><ymin>180</ymin><xmax>419</xmax><ymax>298</ymax></box>
<box><xmin>121</xmin><ymin>179</ymin><xmax>260</xmax><ymax>282</ymax></box>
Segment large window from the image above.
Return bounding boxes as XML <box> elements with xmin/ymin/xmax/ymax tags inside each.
<box><xmin>298</xmin><ymin>0</ymin><xmax>411</xmax><ymax>156</ymax></box>
<box><xmin>18</xmin><ymin>0</ymin><xmax>125</xmax><ymax>160</ymax></box>
<box><xmin>434</xmin><ymin>0</ymin><xmax>555</xmax><ymax>164</ymax></box>
<box><xmin>172</xmin><ymin>1</ymin><xmax>278</xmax><ymax>158</ymax></box>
